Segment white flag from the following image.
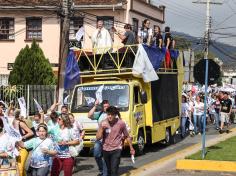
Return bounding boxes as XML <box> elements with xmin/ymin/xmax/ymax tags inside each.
<box><xmin>1</xmin><ymin>116</ymin><xmax>22</xmax><ymax>141</ymax></box>
<box><xmin>96</xmin><ymin>85</ymin><xmax>104</xmax><ymax>104</ymax></box>
<box><xmin>33</xmin><ymin>98</ymin><xmax>43</xmax><ymax>112</ymax></box>
<box><xmin>18</xmin><ymin>97</ymin><xmax>27</xmax><ymax>118</ymax></box>
<box><xmin>76</xmin><ymin>27</ymin><xmax>85</xmax><ymax>42</ymax></box>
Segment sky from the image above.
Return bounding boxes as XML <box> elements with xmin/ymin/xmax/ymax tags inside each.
<box><xmin>151</xmin><ymin>0</ymin><xmax>236</xmax><ymax>46</ymax></box>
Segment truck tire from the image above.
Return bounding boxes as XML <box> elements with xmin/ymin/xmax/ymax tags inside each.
<box><xmin>135</xmin><ymin>131</ymin><xmax>145</xmax><ymax>156</ymax></box>
<box><xmin>165</xmin><ymin>128</ymin><xmax>171</xmax><ymax>146</ymax></box>
<box><xmin>170</xmin><ymin>130</ymin><xmax>177</xmax><ymax>144</ymax></box>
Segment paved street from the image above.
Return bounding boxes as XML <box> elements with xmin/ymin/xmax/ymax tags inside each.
<box><xmin>72</xmin><ymin>123</ymin><xmax>236</xmax><ymax>176</ymax></box>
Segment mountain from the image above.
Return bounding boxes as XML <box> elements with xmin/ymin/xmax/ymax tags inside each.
<box><xmin>173</xmin><ymin>31</ymin><xmax>236</xmax><ymax>68</ymax></box>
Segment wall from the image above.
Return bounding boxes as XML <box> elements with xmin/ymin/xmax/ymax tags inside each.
<box><xmin>0</xmin><ymin>11</ymin><xmax>60</xmax><ymax>75</ymax></box>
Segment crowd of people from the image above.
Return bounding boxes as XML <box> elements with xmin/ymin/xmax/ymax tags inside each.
<box><xmin>0</xmin><ymin>99</ymin><xmax>134</xmax><ymax>176</ymax></box>
<box><xmin>91</xmin><ymin>18</ymin><xmax>175</xmax><ymax>51</ymax></box>
<box><xmin>181</xmin><ymin>86</ymin><xmax>236</xmax><ymax>138</ymax></box>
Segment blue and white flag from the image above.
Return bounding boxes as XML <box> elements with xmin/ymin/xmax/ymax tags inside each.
<box><xmin>132</xmin><ymin>44</ymin><xmax>165</xmax><ymax>82</ymax></box>
<box><xmin>64</xmin><ymin>51</ymin><xmax>80</xmax><ymax>90</ymax></box>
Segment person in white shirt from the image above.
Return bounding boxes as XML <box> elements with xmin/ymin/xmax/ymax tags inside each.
<box><xmin>138</xmin><ymin>19</ymin><xmax>152</xmax><ymax>46</ymax></box>
<box><xmin>193</xmin><ymin>95</ymin><xmax>204</xmax><ymax>135</ymax></box>
<box><xmin>181</xmin><ymin>94</ymin><xmax>190</xmax><ymax>138</ymax></box>
<box><xmin>91</xmin><ymin>20</ymin><xmax>113</xmax><ymax>54</ymax></box>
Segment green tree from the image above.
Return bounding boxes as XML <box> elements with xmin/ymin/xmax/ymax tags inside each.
<box><xmin>174</xmin><ymin>36</ymin><xmax>191</xmax><ymax>50</ymax></box>
<box><xmin>194</xmin><ymin>51</ymin><xmax>216</xmax><ymax>63</ymax></box>
<box><xmin>9</xmin><ymin>40</ymin><xmax>56</xmax><ymax>85</ymax></box>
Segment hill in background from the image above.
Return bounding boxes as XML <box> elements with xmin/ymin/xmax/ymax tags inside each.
<box><xmin>173</xmin><ymin>31</ymin><xmax>236</xmax><ymax>68</ymax></box>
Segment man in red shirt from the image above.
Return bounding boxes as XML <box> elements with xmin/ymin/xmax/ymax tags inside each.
<box><xmin>96</xmin><ymin>106</ymin><xmax>135</xmax><ymax>176</ymax></box>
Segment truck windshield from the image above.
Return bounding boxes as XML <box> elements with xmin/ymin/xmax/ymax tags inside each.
<box><xmin>71</xmin><ymin>84</ymin><xmax>129</xmax><ymax>113</ymax></box>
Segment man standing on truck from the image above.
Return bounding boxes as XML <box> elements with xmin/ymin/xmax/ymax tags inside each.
<box><xmin>91</xmin><ymin>20</ymin><xmax>113</xmax><ymax>54</ymax></box>
<box><xmin>88</xmin><ymin>100</ymin><xmax>110</xmax><ymax>176</ymax></box>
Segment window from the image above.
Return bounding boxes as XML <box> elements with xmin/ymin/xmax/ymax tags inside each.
<box><xmin>0</xmin><ymin>18</ymin><xmax>14</xmax><ymax>40</ymax></box>
<box><xmin>26</xmin><ymin>17</ymin><xmax>42</xmax><ymax>40</ymax></box>
<box><xmin>69</xmin><ymin>17</ymin><xmax>84</xmax><ymax>40</ymax></box>
<box><xmin>97</xmin><ymin>16</ymin><xmax>114</xmax><ymax>38</ymax></box>
<box><xmin>132</xmin><ymin>18</ymin><xmax>139</xmax><ymax>38</ymax></box>
<box><xmin>134</xmin><ymin>86</ymin><xmax>140</xmax><ymax>105</ymax></box>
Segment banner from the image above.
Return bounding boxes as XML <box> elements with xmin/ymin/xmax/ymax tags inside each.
<box><xmin>18</xmin><ymin>97</ymin><xmax>27</xmax><ymax>118</ymax></box>
<box><xmin>76</xmin><ymin>27</ymin><xmax>85</xmax><ymax>42</ymax></box>
<box><xmin>96</xmin><ymin>85</ymin><xmax>104</xmax><ymax>104</ymax></box>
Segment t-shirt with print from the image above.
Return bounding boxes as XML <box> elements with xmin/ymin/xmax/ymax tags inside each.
<box><xmin>55</xmin><ymin>128</ymin><xmax>80</xmax><ymax>158</ymax></box>
<box><xmin>24</xmin><ymin>137</ymin><xmax>55</xmax><ymax>168</ymax></box>
<box><xmin>47</xmin><ymin>120</ymin><xmax>60</xmax><ymax>141</ymax></box>
<box><xmin>220</xmin><ymin>99</ymin><xmax>232</xmax><ymax>113</ymax></box>
<box><xmin>193</xmin><ymin>101</ymin><xmax>204</xmax><ymax>116</ymax></box>
<box><xmin>0</xmin><ymin>133</ymin><xmax>15</xmax><ymax>158</ymax></box>
<box><xmin>101</xmin><ymin>119</ymin><xmax>129</xmax><ymax>152</ymax></box>
<box><xmin>138</xmin><ymin>28</ymin><xmax>152</xmax><ymax>44</ymax></box>
<box><xmin>93</xmin><ymin>111</ymin><xmax>107</xmax><ymax>124</ymax></box>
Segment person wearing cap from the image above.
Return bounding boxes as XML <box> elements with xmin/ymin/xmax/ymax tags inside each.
<box><xmin>88</xmin><ymin>99</ymin><xmax>110</xmax><ymax>176</ymax></box>
<box><xmin>17</xmin><ymin>123</ymin><xmax>57</xmax><ymax>176</ymax></box>
<box><xmin>219</xmin><ymin>92</ymin><xmax>232</xmax><ymax>134</ymax></box>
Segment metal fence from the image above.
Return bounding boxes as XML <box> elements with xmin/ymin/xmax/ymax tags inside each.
<box><xmin>0</xmin><ymin>85</ymin><xmax>56</xmax><ymax>115</ymax></box>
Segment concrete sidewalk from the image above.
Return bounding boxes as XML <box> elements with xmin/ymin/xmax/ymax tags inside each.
<box><xmin>123</xmin><ymin>127</ymin><xmax>236</xmax><ymax>176</ymax></box>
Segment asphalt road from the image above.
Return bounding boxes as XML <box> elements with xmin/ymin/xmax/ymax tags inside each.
<box><xmin>72</xmin><ymin>123</ymin><xmax>235</xmax><ymax>176</ymax></box>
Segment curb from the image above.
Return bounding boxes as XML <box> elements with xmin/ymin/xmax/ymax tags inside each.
<box><xmin>123</xmin><ymin>127</ymin><xmax>236</xmax><ymax>176</ymax></box>
<box><xmin>176</xmin><ymin>127</ymin><xmax>236</xmax><ymax>173</ymax></box>
<box><xmin>176</xmin><ymin>160</ymin><xmax>236</xmax><ymax>172</ymax></box>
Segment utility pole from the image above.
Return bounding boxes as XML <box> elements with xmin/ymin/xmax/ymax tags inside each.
<box><xmin>193</xmin><ymin>0</ymin><xmax>222</xmax><ymax>159</ymax></box>
<box><xmin>189</xmin><ymin>48</ymin><xmax>192</xmax><ymax>83</ymax></box>
<box><xmin>57</xmin><ymin>0</ymin><xmax>72</xmax><ymax>103</ymax></box>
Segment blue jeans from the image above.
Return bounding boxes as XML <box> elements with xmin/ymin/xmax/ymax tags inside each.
<box><xmin>181</xmin><ymin>117</ymin><xmax>188</xmax><ymax>137</ymax></box>
<box><xmin>94</xmin><ymin>140</ymin><xmax>107</xmax><ymax>176</ymax></box>
<box><xmin>214</xmin><ymin>112</ymin><xmax>220</xmax><ymax>129</ymax></box>
<box><xmin>193</xmin><ymin>115</ymin><xmax>204</xmax><ymax>134</ymax></box>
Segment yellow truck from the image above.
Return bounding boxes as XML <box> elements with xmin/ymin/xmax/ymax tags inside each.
<box><xmin>69</xmin><ymin>45</ymin><xmax>184</xmax><ymax>155</ymax></box>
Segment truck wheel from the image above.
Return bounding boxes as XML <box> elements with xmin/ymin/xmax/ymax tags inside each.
<box><xmin>165</xmin><ymin>128</ymin><xmax>171</xmax><ymax>145</ymax></box>
<box><xmin>170</xmin><ymin>130</ymin><xmax>177</xmax><ymax>144</ymax></box>
<box><xmin>135</xmin><ymin>131</ymin><xmax>145</xmax><ymax>156</ymax></box>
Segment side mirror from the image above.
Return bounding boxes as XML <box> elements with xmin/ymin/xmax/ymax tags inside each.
<box><xmin>140</xmin><ymin>90</ymin><xmax>147</xmax><ymax>104</ymax></box>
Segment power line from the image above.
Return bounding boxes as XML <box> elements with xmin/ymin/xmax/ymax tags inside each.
<box><xmin>158</xmin><ymin>0</ymin><xmax>206</xmax><ymax>20</ymax></box>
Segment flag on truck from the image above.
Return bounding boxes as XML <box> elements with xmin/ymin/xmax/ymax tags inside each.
<box><xmin>64</xmin><ymin>51</ymin><xmax>80</xmax><ymax>90</ymax></box>
<box><xmin>132</xmin><ymin>44</ymin><xmax>165</xmax><ymax>82</ymax></box>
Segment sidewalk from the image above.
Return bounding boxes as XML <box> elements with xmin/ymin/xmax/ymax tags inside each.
<box><xmin>123</xmin><ymin>127</ymin><xmax>236</xmax><ymax>176</ymax></box>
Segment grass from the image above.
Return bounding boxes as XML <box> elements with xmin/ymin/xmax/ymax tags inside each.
<box><xmin>186</xmin><ymin>136</ymin><xmax>236</xmax><ymax>161</ymax></box>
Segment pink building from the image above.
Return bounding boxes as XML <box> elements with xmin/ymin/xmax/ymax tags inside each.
<box><xmin>0</xmin><ymin>0</ymin><xmax>165</xmax><ymax>85</ymax></box>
